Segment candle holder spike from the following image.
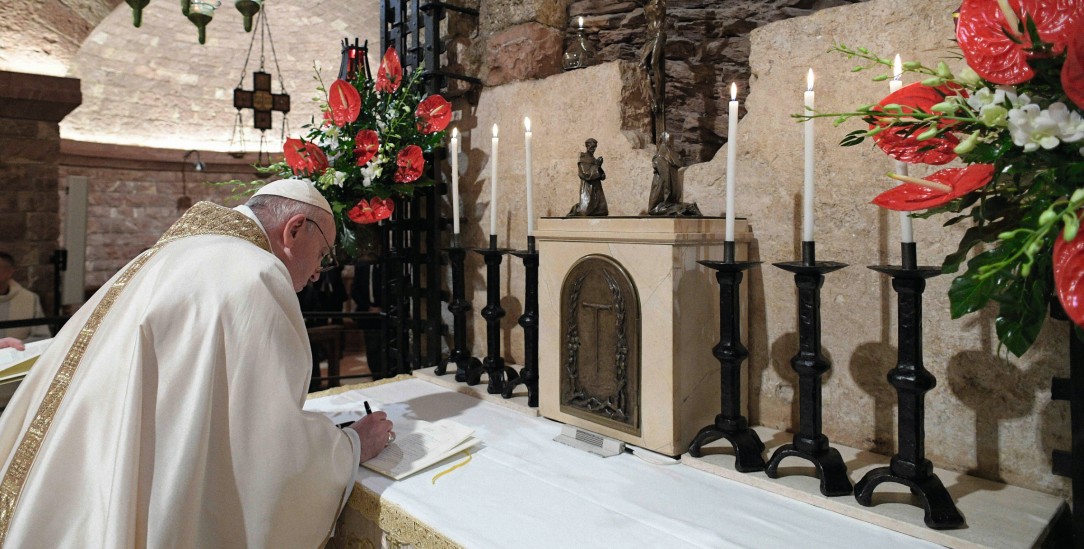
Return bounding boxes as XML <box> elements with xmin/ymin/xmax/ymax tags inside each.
<box><xmin>855</xmin><ymin>242</ymin><xmax>965</xmax><ymax>529</ymax></box>
<box><xmin>689</xmin><ymin>241</ymin><xmax>765</xmax><ymax>472</ymax></box>
<box><xmin>766</xmin><ymin>241</ymin><xmax>852</xmax><ymax>496</ymax></box>
<box><xmin>504</xmin><ymin>236</ymin><xmax>539</xmax><ymax>406</ymax></box>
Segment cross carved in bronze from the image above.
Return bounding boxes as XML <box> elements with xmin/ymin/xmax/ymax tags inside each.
<box><xmin>233</xmin><ymin>70</ymin><xmax>290</xmax><ymax>131</ymax></box>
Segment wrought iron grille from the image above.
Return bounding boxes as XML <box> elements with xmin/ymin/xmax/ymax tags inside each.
<box><xmin>377</xmin><ymin>0</ymin><xmax>478</xmax><ymax>376</ymax></box>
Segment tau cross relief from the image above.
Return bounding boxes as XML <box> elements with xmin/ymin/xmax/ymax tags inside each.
<box><xmin>559</xmin><ymin>255</ymin><xmax>641</xmax><ymax>435</ymax></box>
<box><xmin>233</xmin><ymin>71</ymin><xmax>290</xmax><ymax>131</ymax></box>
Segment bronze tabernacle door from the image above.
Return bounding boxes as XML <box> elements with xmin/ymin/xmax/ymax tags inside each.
<box><xmin>559</xmin><ymin>254</ymin><xmax>641</xmax><ymax>436</ymax></box>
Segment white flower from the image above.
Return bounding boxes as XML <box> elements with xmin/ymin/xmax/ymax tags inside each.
<box><xmin>966</xmin><ymin>86</ymin><xmax>1023</xmax><ymax>128</ymax></box>
<box><xmin>1008</xmin><ymin>103</ymin><xmax>1063</xmax><ymax>152</ymax></box>
<box><xmin>360</xmin><ymin>158</ymin><xmax>385</xmax><ymax>188</ymax></box>
<box><xmin>1048</xmin><ymin>102</ymin><xmax>1084</xmax><ymax>143</ymax></box>
<box><xmin>332</xmin><ymin>170</ymin><xmax>347</xmax><ymax>188</ymax></box>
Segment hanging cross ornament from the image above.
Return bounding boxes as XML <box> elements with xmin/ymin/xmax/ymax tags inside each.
<box><xmin>229</xmin><ymin>6</ymin><xmax>289</xmax><ymax>161</ymax></box>
<box><xmin>233</xmin><ymin>70</ymin><xmax>289</xmax><ymax>131</ymax></box>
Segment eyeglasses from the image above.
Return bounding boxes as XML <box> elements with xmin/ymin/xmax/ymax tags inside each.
<box><xmin>305</xmin><ymin>218</ymin><xmax>338</xmax><ymax>273</ymax></box>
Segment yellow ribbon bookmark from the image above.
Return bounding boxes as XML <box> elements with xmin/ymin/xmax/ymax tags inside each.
<box><xmin>431</xmin><ymin>449</ymin><xmax>472</xmax><ymax>485</ymax></box>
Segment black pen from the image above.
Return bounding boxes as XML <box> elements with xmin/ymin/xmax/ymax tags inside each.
<box><xmin>364</xmin><ymin>401</ymin><xmax>372</xmax><ymax>415</ymax></box>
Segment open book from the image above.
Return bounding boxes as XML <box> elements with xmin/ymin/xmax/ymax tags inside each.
<box><xmin>301</xmin><ymin>394</ymin><xmax>478</xmax><ymax>481</ymax></box>
<box><xmin>363</xmin><ymin>418</ymin><xmax>477</xmax><ymax>480</ymax></box>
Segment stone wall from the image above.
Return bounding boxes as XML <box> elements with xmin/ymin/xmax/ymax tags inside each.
<box><xmin>58</xmin><ymin>142</ymin><xmax>260</xmax><ymax>291</ymax></box>
<box><xmin>681</xmin><ymin>0</ymin><xmax>1071</xmax><ymax>496</ymax></box>
<box><xmin>469</xmin><ymin>0</ymin><xmax>868</xmax><ymax>165</ymax></box>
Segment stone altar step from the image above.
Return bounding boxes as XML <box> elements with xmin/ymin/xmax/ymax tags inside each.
<box><xmin>684</xmin><ymin>426</ymin><xmax>1065</xmax><ymax>549</ymax></box>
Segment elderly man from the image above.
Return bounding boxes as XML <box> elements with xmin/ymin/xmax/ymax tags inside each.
<box><xmin>0</xmin><ymin>252</ymin><xmax>52</xmax><ymax>351</ymax></box>
<box><xmin>0</xmin><ymin>179</ymin><xmax>392</xmax><ymax>547</ymax></box>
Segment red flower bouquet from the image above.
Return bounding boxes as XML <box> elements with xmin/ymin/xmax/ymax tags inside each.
<box><xmin>823</xmin><ymin>0</ymin><xmax>1084</xmax><ymax>356</ymax></box>
<box><xmin>257</xmin><ymin>46</ymin><xmax>451</xmax><ymax>259</ymax></box>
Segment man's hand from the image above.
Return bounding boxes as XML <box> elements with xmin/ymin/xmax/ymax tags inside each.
<box><xmin>0</xmin><ymin>338</ymin><xmax>24</xmax><ymax>351</ymax></box>
<box><xmin>349</xmin><ymin>411</ymin><xmax>394</xmax><ymax>463</ymax></box>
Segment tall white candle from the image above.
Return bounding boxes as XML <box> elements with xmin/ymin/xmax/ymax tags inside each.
<box><xmin>803</xmin><ymin>68</ymin><xmax>815</xmax><ymax>242</ymax></box>
<box><xmin>725</xmin><ymin>83</ymin><xmax>738</xmax><ymax>242</ymax></box>
<box><xmin>524</xmin><ymin>117</ymin><xmax>534</xmax><ymax>236</ymax></box>
<box><xmin>578</xmin><ymin>16</ymin><xmax>584</xmax><ymax>29</ymax></box>
<box><xmin>490</xmin><ymin>123</ymin><xmax>499</xmax><ymax>237</ymax></box>
<box><xmin>450</xmin><ymin>127</ymin><xmax>460</xmax><ymax>235</ymax></box>
<box><xmin>890</xmin><ymin>55</ymin><xmax>915</xmax><ymax>244</ymax></box>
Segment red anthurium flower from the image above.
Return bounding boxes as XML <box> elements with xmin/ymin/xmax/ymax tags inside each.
<box><xmin>1063</xmin><ymin>31</ymin><xmax>1084</xmax><ymax>109</ymax></box>
<box><xmin>415</xmin><ymin>95</ymin><xmax>452</xmax><ymax>134</ymax></box>
<box><xmin>328</xmin><ymin>79</ymin><xmax>361</xmax><ymax>126</ymax></box>
<box><xmin>354</xmin><ymin>129</ymin><xmax>380</xmax><ymax>166</ymax></box>
<box><xmin>282</xmin><ymin>138</ymin><xmax>329</xmax><ymax>176</ymax></box>
<box><xmin>869</xmin><ymin>82</ymin><xmax>964</xmax><ymax>166</ymax></box>
<box><xmin>957</xmin><ymin>0</ymin><xmax>1084</xmax><ymax>85</ymax></box>
<box><xmin>375</xmin><ymin>47</ymin><xmax>403</xmax><ymax>94</ymax></box>
<box><xmin>393</xmin><ymin>145</ymin><xmax>425</xmax><ymax>183</ymax></box>
<box><xmin>1055</xmin><ymin>219</ymin><xmax>1084</xmax><ymax>328</ymax></box>
<box><xmin>347</xmin><ymin>198</ymin><xmax>395</xmax><ymax>224</ymax></box>
<box><xmin>871</xmin><ymin>164</ymin><xmax>996</xmax><ymax>211</ymax></box>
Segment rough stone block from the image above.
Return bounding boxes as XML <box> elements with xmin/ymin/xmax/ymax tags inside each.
<box><xmin>481</xmin><ymin>0</ymin><xmax>572</xmax><ymax>34</ymax></box>
<box><xmin>485</xmin><ymin>23</ymin><xmax>564</xmax><ymax>86</ymax></box>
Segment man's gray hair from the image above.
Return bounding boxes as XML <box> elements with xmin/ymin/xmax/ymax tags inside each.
<box><xmin>246</xmin><ymin>194</ymin><xmax>329</xmax><ymax>231</ymax></box>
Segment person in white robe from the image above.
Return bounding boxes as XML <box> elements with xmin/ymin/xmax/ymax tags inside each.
<box><xmin>0</xmin><ymin>252</ymin><xmax>52</xmax><ymax>350</ymax></box>
<box><xmin>0</xmin><ymin>179</ymin><xmax>393</xmax><ymax>547</ymax></box>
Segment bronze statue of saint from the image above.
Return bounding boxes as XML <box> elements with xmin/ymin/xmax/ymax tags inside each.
<box><xmin>647</xmin><ymin>132</ymin><xmax>701</xmax><ymax>217</ymax></box>
<box><xmin>640</xmin><ymin>0</ymin><xmax>666</xmax><ymax>144</ymax></box>
<box><xmin>567</xmin><ymin>138</ymin><xmax>608</xmax><ymax>217</ymax></box>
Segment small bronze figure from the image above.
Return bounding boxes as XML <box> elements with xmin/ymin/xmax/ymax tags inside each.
<box><xmin>647</xmin><ymin>132</ymin><xmax>701</xmax><ymax>217</ymax></box>
<box><xmin>567</xmin><ymin>138</ymin><xmax>608</xmax><ymax>217</ymax></box>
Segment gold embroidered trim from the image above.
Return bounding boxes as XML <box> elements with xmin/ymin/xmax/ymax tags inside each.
<box><xmin>157</xmin><ymin>201</ymin><xmax>270</xmax><ymax>252</ymax></box>
<box><xmin>308</xmin><ymin>375</ymin><xmax>413</xmax><ymax>399</ymax></box>
<box><xmin>347</xmin><ymin>483</ymin><xmax>464</xmax><ymax>549</ymax></box>
<box><xmin>0</xmin><ymin>202</ymin><xmax>271</xmax><ymax>545</ymax></box>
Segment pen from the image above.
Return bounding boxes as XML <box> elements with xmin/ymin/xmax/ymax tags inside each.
<box><xmin>364</xmin><ymin>401</ymin><xmax>372</xmax><ymax>415</ymax></box>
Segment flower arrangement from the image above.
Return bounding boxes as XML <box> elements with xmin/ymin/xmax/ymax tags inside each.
<box><xmin>821</xmin><ymin>0</ymin><xmax>1084</xmax><ymax>357</ymax></box>
<box><xmin>258</xmin><ymin>46</ymin><xmax>451</xmax><ymax>257</ymax></box>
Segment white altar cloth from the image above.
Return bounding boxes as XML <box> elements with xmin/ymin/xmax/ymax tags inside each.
<box><xmin>306</xmin><ymin>378</ymin><xmax>938</xmax><ymax>548</ymax></box>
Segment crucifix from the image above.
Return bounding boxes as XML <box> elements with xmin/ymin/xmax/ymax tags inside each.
<box><xmin>233</xmin><ymin>70</ymin><xmax>290</xmax><ymax>131</ymax></box>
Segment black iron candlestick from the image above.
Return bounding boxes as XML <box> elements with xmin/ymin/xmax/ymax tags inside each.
<box><xmin>438</xmin><ymin>236</ymin><xmax>483</xmax><ymax>380</ymax></box>
<box><xmin>855</xmin><ymin>242</ymin><xmax>965</xmax><ymax>529</ymax></box>
<box><xmin>766</xmin><ymin>241</ymin><xmax>853</xmax><ymax>496</ymax></box>
<box><xmin>473</xmin><ymin>235</ymin><xmax>513</xmax><ymax>394</ymax></box>
<box><xmin>689</xmin><ymin>241</ymin><xmax>766</xmax><ymax>471</ymax></box>
<box><xmin>504</xmin><ymin>236</ymin><xmax>540</xmax><ymax>406</ymax></box>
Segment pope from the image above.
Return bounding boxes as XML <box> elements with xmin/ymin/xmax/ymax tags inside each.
<box><xmin>0</xmin><ymin>179</ymin><xmax>393</xmax><ymax>547</ymax></box>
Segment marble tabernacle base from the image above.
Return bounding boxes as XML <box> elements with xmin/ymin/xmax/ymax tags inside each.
<box><xmin>536</xmin><ymin>216</ymin><xmax>751</xmax><ymax>456</ymax></box>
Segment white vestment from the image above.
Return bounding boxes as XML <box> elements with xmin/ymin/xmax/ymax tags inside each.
<box><xmin>0</xmin><ymin>202</ymin><xmax>359</xmax><ymax>548</ymax></box>
<box><xmin>0</xmin><ymin>281</ymin><xmax>51</xmax><ymax>342</ymax></box>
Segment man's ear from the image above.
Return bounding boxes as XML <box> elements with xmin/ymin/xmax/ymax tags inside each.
<box><xmin>281</xmin><ymin>214</ymin><xmax>307</xmax><ymax>249</ymax></box>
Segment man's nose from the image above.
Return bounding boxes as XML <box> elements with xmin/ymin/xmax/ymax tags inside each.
<box><xmin>310</xmin><ymin>271</ymin><xmax>321</xmax><ymax>284</ymax></box>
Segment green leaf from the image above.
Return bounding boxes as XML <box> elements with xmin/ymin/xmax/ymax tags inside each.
<box><xmin>948</xmin><ymin>268</ymin><xmax>996</xmax><ymax>318</ymax></box>
<box><xmin>994</xmin><ymin>277</ymin><xmax>1047</xmax><ymax>357</ymax></box>
<box><xmin>839</xmin><ymin>130</ymin><xmax>866</xmax><ymax>147</ymax></box>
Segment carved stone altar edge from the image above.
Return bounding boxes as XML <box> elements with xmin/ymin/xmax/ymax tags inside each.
<box><xmin>560</xmin><ymin>254</ymin><xmax>641</xmax><ymax>436</ymax></box>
